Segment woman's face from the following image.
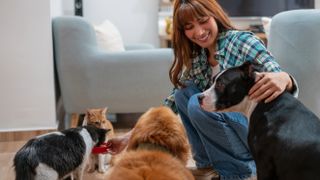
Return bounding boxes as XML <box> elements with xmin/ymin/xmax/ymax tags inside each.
<box><xmin>184</xmin><ymin>16</ymin><xmax>218</xmax><ymax>49</ymax></box>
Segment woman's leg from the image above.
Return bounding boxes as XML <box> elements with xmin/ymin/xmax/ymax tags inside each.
<box><xmin>174</xmin><ymin>83</ymin><xmax>212</xmax><ymax>168</ymax></box>
<box><xmin>187</xmin><ymin>94</ymin><xmax>256</xmax><ymax>180</ymax></box>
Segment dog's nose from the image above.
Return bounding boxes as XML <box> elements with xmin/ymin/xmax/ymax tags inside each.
<box><xmin>197</xmin><ymin>94</ymin><xmax>205</xmax><ymax>105</ymax></box>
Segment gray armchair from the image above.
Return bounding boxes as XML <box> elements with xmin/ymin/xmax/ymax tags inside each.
<box><xmin>268</xmin><ymin>10</ymin><xmax>320</xmax><ymax>117</ymax></box>
<box><xmin>52</xmin><ymin>16</ymin><xmax>174</xmax><ymax>125</ymax></box>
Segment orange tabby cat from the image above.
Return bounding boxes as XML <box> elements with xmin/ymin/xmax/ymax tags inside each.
<box><xmin>83</xmin><ymin>107</ymin><xmax>114</xmax><ymax>173</ymax></box>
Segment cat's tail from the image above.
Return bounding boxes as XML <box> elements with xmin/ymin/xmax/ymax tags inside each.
<box><xmin>13</xmin><ymin>139</ymin><xmax>39</xmax><ymax>180</ymax></box>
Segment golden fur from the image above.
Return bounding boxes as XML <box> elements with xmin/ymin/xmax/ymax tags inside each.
<box><xmin>106</xmin><ymin>106</ymin><xmax>194</xmax><ymax>180</ymax></box>
<box><xmin>83</xmin><ymin>107</ymin><xmax>115</xmax><ymax>173</ymax></box>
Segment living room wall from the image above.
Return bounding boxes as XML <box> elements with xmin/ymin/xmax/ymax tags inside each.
<box><xmin>0</xmin><ymin>0</ymin><xmax>319</xmax><ymax>132</ymax></box>
<box><xmin>0</xmin><ymin>0</ymin><xmax>56</xmax><ymax>132</ymax></box>
<box><xmin>60</xmin><ymin>0</ymin><xmax>320</xmax><ymax>48</ymax></box>
<box><xmin>60</xmin><ymin>0</ymin><xmax>160</xmax><ymax>47</ymax></box>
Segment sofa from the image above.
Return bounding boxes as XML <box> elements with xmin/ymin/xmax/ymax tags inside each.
<box><xmin>52</xmin><ymin>16</ymin><xmax>174</xmax><ymax>125</ymax></box>
<box><xmin>268</xmin><ymin>9</ymin><xmax>320</xmax><ymax>117</ymax></box>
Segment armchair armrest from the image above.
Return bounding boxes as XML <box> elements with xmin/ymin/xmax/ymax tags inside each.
<box><xmin>124</xmin><ymin>43</ymin><xmax>155</xmax><ymax>51</ymax></box>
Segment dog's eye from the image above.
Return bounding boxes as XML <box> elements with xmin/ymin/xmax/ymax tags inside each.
<box><xmin>215</xmin><ymin>81</ymin><xmax>225</xmax><ymax>91</ymax></box>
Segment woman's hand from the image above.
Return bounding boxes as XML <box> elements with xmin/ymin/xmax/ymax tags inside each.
<box><xmin>106</xmin><ymin>130</ymin><xmax>132</xmax><ymax>155</ymax></box>
<box><xmin>249</xmin><ymin>72</ymin><xmax>292</xmax><ymax>103</ymax></box>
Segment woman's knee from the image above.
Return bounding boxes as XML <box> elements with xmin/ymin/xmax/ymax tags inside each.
<box><xmin>174</xmin><ymin>84</ymin><xmax>200</xmax><ymax>106</ymax></box>
<box><xmin>187</xmin><ymin>94</ymin><xmax>224</xmax><ymax>124</ymax></box>
<box><xmin>187</xmin><ymin>94</ymin><xmax>206</xmax><ymax>122</ymax></box>
<box><xmin>174</xmin><ymin>89</ymin><xmax>186</xmax><ymax>106</ymax></box>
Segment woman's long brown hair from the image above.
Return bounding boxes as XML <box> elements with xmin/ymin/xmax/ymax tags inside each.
<box><xmin>170</xmin><ymin>0</ymin><xmax>234</xmax><ymax>88</ymax></box>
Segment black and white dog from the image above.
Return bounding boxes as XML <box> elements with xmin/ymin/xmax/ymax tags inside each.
<box><xmin>199</xmin><ymin>61</ymin><xmax>320</xmax><ymax>180</ymax></box>
<box><xmin>13</xmin><ymin>126</ymin><xmax>110</xmax><ymax>180</ymax></box>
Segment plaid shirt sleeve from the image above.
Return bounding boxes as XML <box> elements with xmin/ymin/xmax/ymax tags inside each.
<box><xmin>236</xmin><ymin>31</ymin><xmax>282</xmax><ymax>72</ymax></box>
<box><xmin>236</xmin><ymin>31</ymin><xmax>299</xmax><ymax>97</ymax></box>
<box><xmin>163</xmin><ymin>89</ymin><xmax>177</xmax><ymax>113</ymax></box>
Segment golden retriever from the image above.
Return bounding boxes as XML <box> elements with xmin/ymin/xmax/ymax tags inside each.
<box><xmin>106</xmin><ymin>106</ymin><xmax>194</xmax><ymax>180</ymax></box>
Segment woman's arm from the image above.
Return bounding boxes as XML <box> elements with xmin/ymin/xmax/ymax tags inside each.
<box><xmin>106</xmin><ymin>130</ymin><xmax>132</xmax><ymax>155</ymax></box>
<box><xmin>249</xmin><ymin>71</ymin><xmax>293</xmax><ymax>103</ymax></box>
<box><xmin>237</xmin><ymin>32</ymin><xmax>298</xmax><ymax>102</ymax></box>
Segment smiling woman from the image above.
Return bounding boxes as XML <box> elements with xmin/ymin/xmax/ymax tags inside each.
<box><xmin>183</xmin><ymin>16</ymin><xmax>218</xmax><ymax>50</ymax></box>
<box><xmin>163</xmin><ymin>0</ymin><xmax>297</xmax><ymax>179</ymax></box>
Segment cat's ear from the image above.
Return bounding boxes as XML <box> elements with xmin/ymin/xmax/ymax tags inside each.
<box><xmin>102</xmin><ymin>107</ymin><xmax>108</xmax><ymax>114</ymax></box>
<box><xmin>85</xmin><ymin>109</ymin><xmax>91</xmax><ymax>117</ymax></box>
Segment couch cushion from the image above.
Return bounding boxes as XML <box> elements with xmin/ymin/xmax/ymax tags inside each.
<box><xmin>94</xmin><ymin>19</ymin><xmax>125</xmax><ymax>52</ymax></box>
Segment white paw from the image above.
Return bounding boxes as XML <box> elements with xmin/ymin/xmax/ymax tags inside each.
<box><xmin>98</xmin><ymin>165</ymin><xmax>109</xmax><ymax>173</ymax></box>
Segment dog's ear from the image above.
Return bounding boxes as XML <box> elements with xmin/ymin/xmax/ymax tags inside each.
<box><xmin>86</xmin><ymin>125</ymin><xmax>111</xmax><ymax>146</ymax></box>
<box><xmin>240</xmin><ymin>61</ymin><xmax>263</xmax><ymax>80</ymax></box>
<box><xmin>240</xmin><ymin>61</ymin><xmax>254</xmax><ymax>77</ymax></box>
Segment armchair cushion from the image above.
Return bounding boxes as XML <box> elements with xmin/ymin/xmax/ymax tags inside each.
<box><xmin>94</xmin><ymin>19</ymin><xmax>125</xmax><ymax>52</ymax></box>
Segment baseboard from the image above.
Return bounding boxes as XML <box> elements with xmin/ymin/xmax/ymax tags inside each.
<box><xmin>0</xmin><ymin>129</ymin><xmax>56</xmax><ymax>142</ymax></box>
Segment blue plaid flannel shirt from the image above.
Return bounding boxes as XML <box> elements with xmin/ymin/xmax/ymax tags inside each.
<box><xmin>164</xmin><ymin>30</ymin><xmax>295</xmax><ymax>113</ymax></box>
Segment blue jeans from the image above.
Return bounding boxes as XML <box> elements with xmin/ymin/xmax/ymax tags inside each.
<box><xmin>174</xmin><ymin>82</ymin><xmax>256</xmax><ymax>180</ymax></box>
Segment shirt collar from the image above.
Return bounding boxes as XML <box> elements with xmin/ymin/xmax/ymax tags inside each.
<box><xmin>215</xmin><ymin>31</ymin><xmax>227</xmax><ymax>57</ymax></box>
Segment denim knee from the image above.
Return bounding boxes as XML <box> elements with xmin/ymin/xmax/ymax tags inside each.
<box><xmin>174</xmin><ymin>89</ymin><xmax>187</xmax><ymax>106</ymax></box>
<box><xmin>174</xmin><ymin>84</ymin><xmax>200</xmax><ymax>109</ymax></box>
<box><xmin>187</xmin><ymin>94</ymin><xmax>224</xmax><ymax>124</ymax></box>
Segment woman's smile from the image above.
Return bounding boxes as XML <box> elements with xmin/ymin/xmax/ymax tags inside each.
<box><xmin>184</xmin><ymin>16</ymin><xmax>218</xmax><ymax>48</ymax></box>
<box><xmin>197</xmin><ymin>31</ymin><xmax>210</xmax><ymax>42</ymax></box>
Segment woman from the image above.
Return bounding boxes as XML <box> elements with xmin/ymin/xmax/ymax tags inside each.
<box><xmin>107</xmin><ymin>0</ymin><xmax>297</xmax><ymax>179</ymax></box>
<box><xmin>163</xmin><ymin>0</ymin><xmax>297</xmax><ymax>179</ymax></box>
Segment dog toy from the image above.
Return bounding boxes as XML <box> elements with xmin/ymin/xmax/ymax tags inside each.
<box><xmin>92</xmin><ymin>142</ymin><xmax>109</xmax><ymax>154</ymax></box>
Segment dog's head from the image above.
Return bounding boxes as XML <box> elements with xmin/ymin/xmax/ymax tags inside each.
<box><xmin>127</xmin><ymin>106</ymin><xmax>190</xmax><ymax>164</ymax></box>
<box><xmin>85</xmin><ymin>125</ymin><xmax>111</xmax><ymax>146</ymax></box>
<box><xmin>199</xmin><ymin>61</ymin><xmax>262</xmax><ymax>112</ymax></box>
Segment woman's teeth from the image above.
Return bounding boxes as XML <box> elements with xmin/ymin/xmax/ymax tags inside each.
<box><xmin>198</xmin><ymin>32</ymin><xmax>209</xmax><ymax>41</ymax></box>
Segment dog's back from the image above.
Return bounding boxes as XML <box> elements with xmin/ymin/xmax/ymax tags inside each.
<box><xmin>249</xmin><ymin>92</ymin><xmax>320</xmax><ymax>180</ymax></box>
<box><xmin>106</xmin><ymin>106</ymin><xmax>194</xmax><ymax>180</ymax></box>
<box><xmin>14</xmin><ymin>139</ymin><xmax>39</xmax><ymax>180</ymax></box>
<box><xmin>108</xmin><ymin>150</ymin><xmax>193</xmax><ymax>180</ymax></box>
<box><xmin>14</xmin><ymin>126</ymin><xmax>108</xmax><ymax>180</ymax></box>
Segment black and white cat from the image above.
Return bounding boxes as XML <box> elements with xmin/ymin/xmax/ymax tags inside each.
<box><xmin>13</xmin><ymin>126</ymin><xmax>110</xmax><ymax>180</ymax></box>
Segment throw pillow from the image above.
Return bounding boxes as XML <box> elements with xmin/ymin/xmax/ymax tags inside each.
<box><xmin>94</xmin><ymin>19</ymin><xmax>125</xmax><ymax>52</ymax></box>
